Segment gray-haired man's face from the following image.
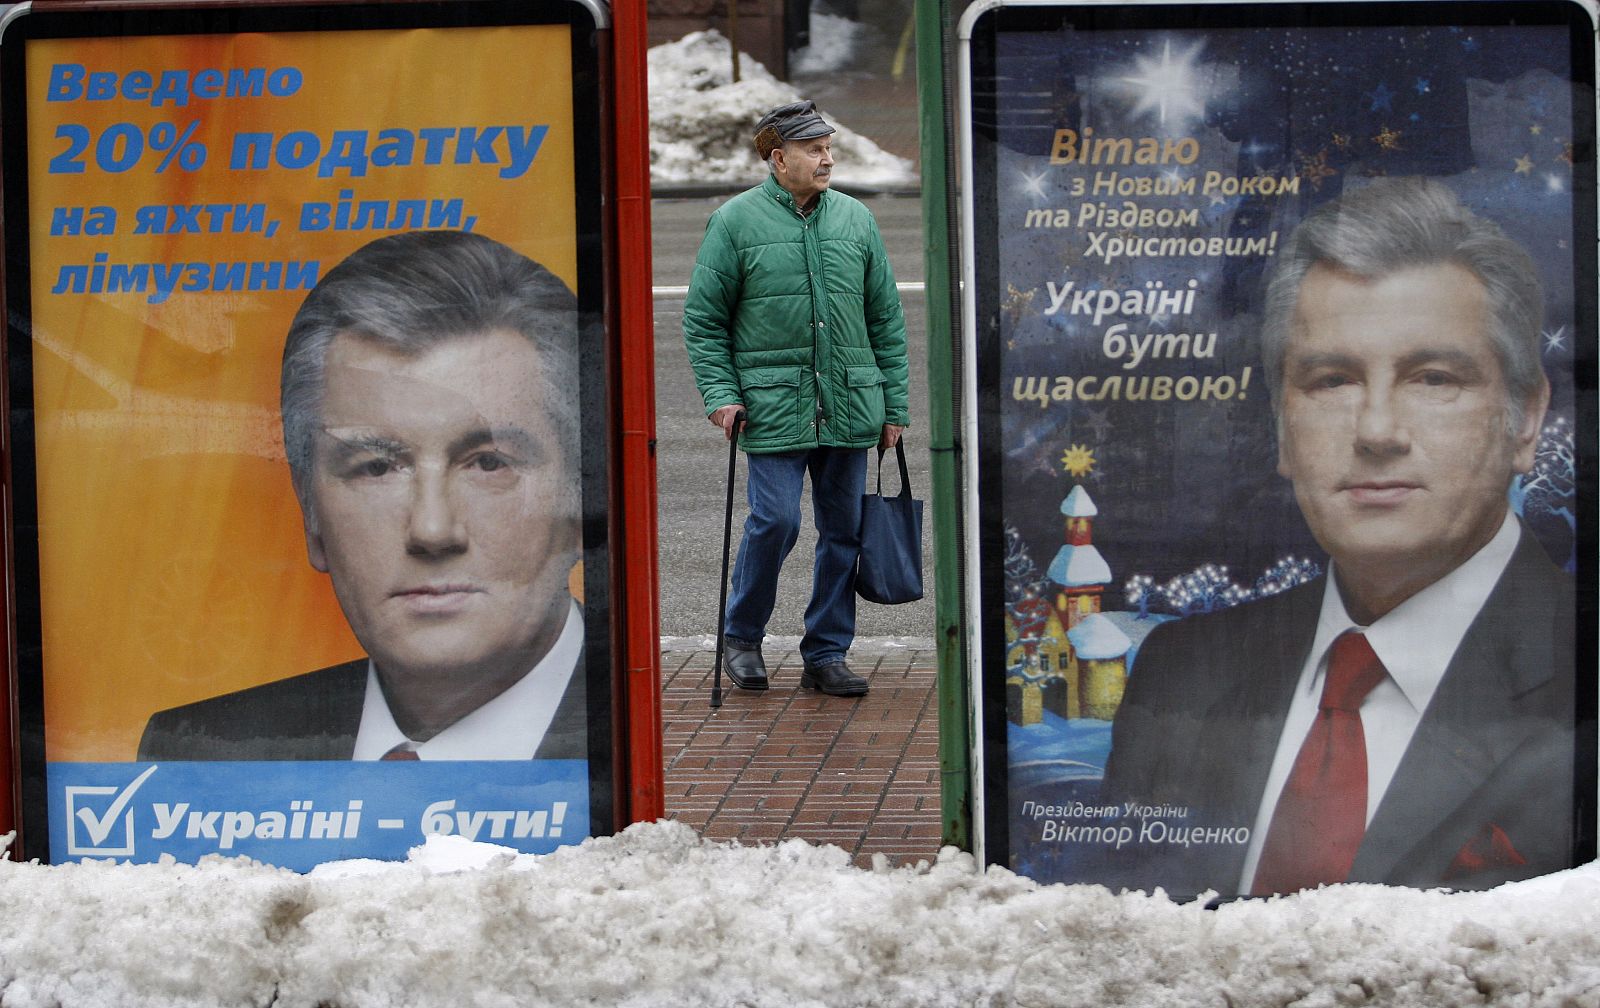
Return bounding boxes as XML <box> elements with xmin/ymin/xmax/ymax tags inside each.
<box><xmin>300</xmin><ymin>327</ymin><xmax>580</xmax><ymax>687</ymax></box>
<box><xmin>1274</xmin><ymin>261</ymin><xmax>1546</xmax><ymax>619</ymax></box>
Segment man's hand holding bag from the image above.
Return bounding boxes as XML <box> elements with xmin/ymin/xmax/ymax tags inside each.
<box><xmin>855</xmin><ymin>439</ymin><xmax>924</xmax><ymax>604</ymax></box>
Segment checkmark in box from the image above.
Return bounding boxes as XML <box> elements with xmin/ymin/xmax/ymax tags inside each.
<box><xmin>65</xmin><ymin>765</ymin><xmax>157</xmax><ymax>857</ymax></box>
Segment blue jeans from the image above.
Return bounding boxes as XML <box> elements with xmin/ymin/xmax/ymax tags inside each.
<box><xmin>724</xmin><ymin>447</ymin><xmax>867</xmax><ymax>667</ymax></box>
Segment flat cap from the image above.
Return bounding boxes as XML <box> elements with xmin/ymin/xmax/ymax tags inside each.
<box><xmin>753</xmin><ymin>100</ymin><xmax>834</xmax><ymax>158</ymax></box>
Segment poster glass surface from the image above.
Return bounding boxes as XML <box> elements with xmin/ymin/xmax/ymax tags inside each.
<box><xmin>963</xmin><ymin>0</ymin><xmax>1597</xmax><ymax>899</ymax></box>
<box><xmin>2</xmin><ymin>0</ymin><xmax>613</xmax><ymax>869</ymax></box>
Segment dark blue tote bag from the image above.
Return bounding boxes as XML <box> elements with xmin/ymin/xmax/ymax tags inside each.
<box><xmin>856</xmin><ymin>440</ymin><xmax>924</xmax><ymax>604</ymax></box>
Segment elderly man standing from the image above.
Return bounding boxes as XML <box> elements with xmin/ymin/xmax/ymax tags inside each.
<box><xmin>683</xmin><ymin>100</ymin><xmax>910</xmax><ymax>697</ymax></box>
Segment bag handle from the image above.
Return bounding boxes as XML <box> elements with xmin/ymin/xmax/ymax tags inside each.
<box><xmin>874</xmin><ymin>439</ymin><xmax>913</xmax><ymax>499</ymax></box>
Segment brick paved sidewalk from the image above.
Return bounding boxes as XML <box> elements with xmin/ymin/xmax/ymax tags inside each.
<box><xmin>661</xmin><ymin>639</ymin><xmax>944</xmax><ymax>868</ymax></box>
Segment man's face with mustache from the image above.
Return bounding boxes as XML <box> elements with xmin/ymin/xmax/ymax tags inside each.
<box><xmin>773</xmin><ymin>136</ymin><xmax>834</xmax><ymax>205</ymax></box>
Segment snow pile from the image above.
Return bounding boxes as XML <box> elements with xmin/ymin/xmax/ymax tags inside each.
<box><xmin>790</xmin><ymin>12</ymin><xmax>863</xmax><ymax>76</ymax></box>
<box><xmin>648</xmin><ymin>30</ymin><xmax>914</xmax><ymax>189</ymax></box>
<box><xmin>0</xmin><ymin>821</ymin><xmax>1596</xmax><ymax>1007</ymax></box>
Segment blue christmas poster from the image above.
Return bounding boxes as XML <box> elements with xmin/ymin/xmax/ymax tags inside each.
<box><xmin>964</xmin><ymin>1</ymin><xmax>1595</xmax><ymax>898</ymax></box>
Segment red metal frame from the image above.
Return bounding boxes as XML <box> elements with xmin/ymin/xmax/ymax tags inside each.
<box><xmin>0</xmin><ymin>0</ymin><xmax>664</xmax><ymax>844</ymax></box>
<box><xmin>608</xmin><ymin>0</ymin><xmax>665</xmax><ymax>825</ymax></box>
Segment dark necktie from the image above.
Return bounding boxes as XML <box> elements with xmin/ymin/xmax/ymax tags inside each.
<box><xmin>1251</xmin><ymin>631</ymin><xmax>1387</xmax><ymax>895</ymax></box>
<box><xmin>382</xmin><ymin>742</ymin><xmax>420</xmax><ymax>761</ymax></box>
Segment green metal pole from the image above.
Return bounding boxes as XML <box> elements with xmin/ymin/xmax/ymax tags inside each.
<box><xmin>914</xmin><ymin>0</ymin><xmax>971</xmax><ymax>852</ymax></box>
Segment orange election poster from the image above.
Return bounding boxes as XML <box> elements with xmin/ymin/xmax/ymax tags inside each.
<box><xmin>23</xmin><ymin>23</ymin><xmax>578</xmax><ymax>764</ymax></box>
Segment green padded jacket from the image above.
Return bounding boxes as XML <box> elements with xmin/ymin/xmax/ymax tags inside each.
<box><xmin>682</xmin><ymin>174</ymin><xmax>910</xmax><ymax>453</ymax></box>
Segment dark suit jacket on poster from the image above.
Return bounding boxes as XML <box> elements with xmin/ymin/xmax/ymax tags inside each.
<box><xmin>137</xmin><ymin>656</ymin><xmax>588</xmax><ymax>761</ymax></box>
<box><xmin>1101</xmin><ymin>529</ymin><xmax>1576</xmax><ymax>897</ymax></box>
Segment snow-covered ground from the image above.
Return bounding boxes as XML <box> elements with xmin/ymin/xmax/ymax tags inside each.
<box><xmin>2</xmin><ymin>822</ymin><xmax>1596</xmax><ymax>1007</ymax></box>
<box><xmin>648</xmin><ymin>30</ymin><xmax>914</xmax><ymax>190</ymax></box>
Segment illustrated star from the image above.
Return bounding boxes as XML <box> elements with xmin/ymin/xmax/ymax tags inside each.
<box><xmin>1238</xmin><ymin>138</ymin><xmax>1275</xmax><ymax>165</ymax></box>
<box><xmin>1514</xmin><ymin>155</ymin><xmax>1534</xmax><ymax>174</ymax></box>
<box><xmin>1530</xmin><ymin>124</ymin><xmax>1544</xmax><ymax>136</ymax></box>
<box><xmin>1373</xmin><ymin>126</ymin><xmax>1403</xmax><ymax>150</ymax></box>
<box><xmin>1020</xmin><ymin>170</ymin><xmax>1049</xmax><ymax>199</ymax></box>
<box><xmin>1009</xmin><ymin>423</ymin><xmax>1053</xmax><ymax>473</ymax></box>
<box><xmin>1120</xmin><ymin>39</ymin><xmax>1208</xmax><ymax>128</ymax></box>
<box><xmin>1297</xmin><ymin>148</ymin><xmax>1336</xmax><ymax>190</ymax></box>
<box><xmin>1082</xmin><ymin>408</ymin><xmax>1114</xmax><ymax>441</ymax></box>
<box><xmin>1414</xmin><ymin>77</ymin><xmax>1430</xmax><ymax>95</ymax></box>
<box><xmin>1544</xmin><ymin>327</ymin><xmax>1567</xmax><ymax>353</ymax></box>
<box><xmin>1061</xmin><ymin>444</ymin><xmax>1096</xmax><ymax>478</ymax></box>
<box><xmin>1003</xmin><ymin>283</ymin><xmax>1037</xmax><ymax>326</ymax></box>
<box><xmin>1366</xmin><ymin>83</ymin><xmax>1395</xmax><ymax>112</ymax></box>
<box><xmin>1560</xmin><ymin>142</ymin><xmax>1576</xmax><ymax>165</ymax></box>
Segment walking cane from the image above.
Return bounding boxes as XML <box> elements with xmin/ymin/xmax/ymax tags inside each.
<box><xmin>710</xmin><ymin>409</ymin><xmax>746</xmax><ymax>709</ymax></box>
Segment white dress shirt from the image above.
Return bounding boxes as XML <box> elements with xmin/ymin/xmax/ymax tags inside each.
<box><xmin>351</xmin><ymin>601</ymin><xmax>584</xmax><ymax>761</ymax></box>
<box><xmin>1236</xmin><ymin>513</ymin><xmax>1522</xmax><ymax>893</ymax></box>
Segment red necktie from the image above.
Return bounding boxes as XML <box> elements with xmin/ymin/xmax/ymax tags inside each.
<box><xmin>382</xmin><ymin>742</ymin><xmax>420</xmax><ymax>761</ymax></box>
<box><xmin>1251</xmin><ymin>632</ymin><xmax>1387</xmax><ymax>895</ymax></box>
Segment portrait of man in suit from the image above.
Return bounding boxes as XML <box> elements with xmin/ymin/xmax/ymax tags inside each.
<box><xmin>139</xmin><ymin>229</ymin><xmax>587</xmax><ymax>762</ymax></box>
<box><xmin>1103</xmin><ymin>177</ymin><xmax>1577</xmax><ymax>897</ymax></box>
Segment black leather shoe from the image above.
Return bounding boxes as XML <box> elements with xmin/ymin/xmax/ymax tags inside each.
<box><xmin>722</xmin><ymin>639</ymin><xmax>768</xmax><ymax>691</ymax></box>
<box><xmin>800</xmin><ymin>662</ymin><xmax>868</xmax><ymax>697</ymax></box>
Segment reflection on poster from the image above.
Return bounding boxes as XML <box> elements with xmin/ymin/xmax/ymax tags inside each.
<box><xmin>6</xmin><ymin>4</ymin><xmax>605</xmax><ymax>867</ymax></box>
<box><xmin>967</xmin><ymin>3</ymin><xmax>1594</xmax><ymax>899</ymax></box>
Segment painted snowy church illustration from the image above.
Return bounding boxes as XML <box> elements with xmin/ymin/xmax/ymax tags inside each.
<box><xmin>1004</xmin><ymin>485</ymin><xmax>1131</xmax><ymax>726</ymax></box>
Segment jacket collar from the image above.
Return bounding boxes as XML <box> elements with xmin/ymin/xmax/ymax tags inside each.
<box><xmin>761</xmin><ymin>172</ymin><xmax>827</xmax><ymax>216</ymax></box>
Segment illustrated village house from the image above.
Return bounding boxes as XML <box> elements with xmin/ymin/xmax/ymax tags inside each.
<box><xmin>1005</xmin><ymin>485</ymin><xmax>1131</xmax><ymax>726</ymax></box>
